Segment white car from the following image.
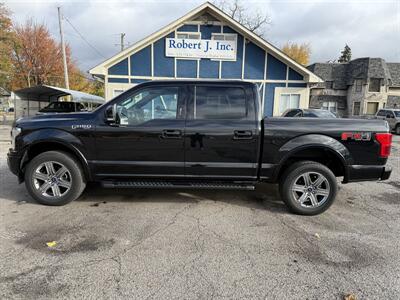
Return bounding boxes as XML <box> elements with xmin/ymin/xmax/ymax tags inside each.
<box><xmin>376</xmin><ymin>108</ymin><xmax>400</xmax><ymax>134</ymax></box>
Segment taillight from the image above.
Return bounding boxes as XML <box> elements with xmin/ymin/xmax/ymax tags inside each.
<box><xmin>375</xmin><ymin>133</ymin><xmax>392</xmax><ymax>158</ymax></box>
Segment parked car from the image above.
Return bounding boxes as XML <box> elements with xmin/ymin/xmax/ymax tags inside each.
<box><xmin>375</xmin><ymin>108</ymin><xmax>400</xmax><ymax>134</ymax></box>
<box><xmin>37</xmin><ymin>101</ymin><xmax>85</xmax><ymax>114</ymax></box>
<box><xmin>282</xmin><ymin>108</ymin><xmax>337</xmax><ymax>118</ymax></box>
<box><xmin>7</xmin><ymin>80</ymin><xmax>392</xmax><ymax>215</ymax></box>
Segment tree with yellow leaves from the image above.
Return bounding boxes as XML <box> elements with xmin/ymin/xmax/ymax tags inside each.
<box><xmin>281</xmin><ymin>42</ymin><xmax>311</xmax><ymax>66</ymax></box>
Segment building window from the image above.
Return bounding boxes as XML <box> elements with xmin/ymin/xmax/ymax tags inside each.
<box><xmin>176</xmin><ymin>32</ymin><xmax>201</xmax><ymax>39</ymax></box>
<box><xmin>355</xmin><ymin>79</ymin><xmax>362</xmax><ymax>92</ymax></box>
<box><xmin>279</xmin><ymin>94</ymin><xmax>300</xmax><ymax>115</ymax></box>
<box><xmin>325</xmin><ymin>81</ymin><xmax>333</xmax><ymax>89</ymax></box>
<box><xmin>113</xmin><ymin>89</ymin><xmax>125</xmax><ymax>97</ymax></box>
<box><xmin>369</xmin><ymin>78</ymin><xmax>381</xmax><ymax>92</ymax></box>
<box><xmin>211</xmin><ymin>33</ymin><xmax>237</xmax><ymax>42</ymax></box>
<box><xmin>322</xmin><ymin>101</ymin><xmax>337</xmax><ymax>113</ymax></box>
<box><xmin>353</xmin><ymin>102</ymin><xmax>361</xmax><ymax>116</ymax></box>
<box><xmin>366</xmin><ymin>102</ymin><xmax>379</xmax><ymax>115</ymax></box>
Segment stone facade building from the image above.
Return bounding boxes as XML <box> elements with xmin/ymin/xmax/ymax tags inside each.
<box><xmin>307</xmin><ymin>58</ymin><xmax>400</xmax><ymax>117</ymax></box>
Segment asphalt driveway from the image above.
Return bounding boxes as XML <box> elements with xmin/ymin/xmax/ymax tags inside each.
<box><xmin>0</xmin><ymin>124</ymin><xmax>399</xmax><ymax>299</ymax></box>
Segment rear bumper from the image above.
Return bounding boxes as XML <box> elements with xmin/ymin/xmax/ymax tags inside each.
<box><xmin>344</xmin><ymin>165</ymin><xmax>392</xmax><ymax>183</ymax></box>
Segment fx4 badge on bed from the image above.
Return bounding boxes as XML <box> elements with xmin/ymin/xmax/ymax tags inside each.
<box><xmin>341</xmin><ymin>132</ymin><xmax>371</xmax><ymax>141</ymax></box>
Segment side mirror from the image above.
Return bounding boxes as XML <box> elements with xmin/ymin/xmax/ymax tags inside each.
<box><xmin>105</xmin><ymin>104</ymin><xmax>117</xmax><ymax>123</ymax></box>
<box><xmin>386</xmin><ymin>114</ymin><xmax>392</xmax><ymax>119</ymax></box>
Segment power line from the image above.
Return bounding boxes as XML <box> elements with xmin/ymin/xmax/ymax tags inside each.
<box><xmin>63</xmin><ymin>15</ymin><xmax>106</xmax><ymax>59</ymax></box>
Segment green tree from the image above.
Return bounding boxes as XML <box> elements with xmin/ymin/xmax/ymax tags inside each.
<box><xmin>0</xmin><ymin>3</ymin><xmax>14</xmax><ymax>90</ymax></box>
<box><xmin>338</xmin><ymin>44</ymin><xmax>351</xmax><ymax>63</ymax></box>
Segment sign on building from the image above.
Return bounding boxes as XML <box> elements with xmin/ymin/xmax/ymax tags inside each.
<box><xmin>165</xmin><ymin>38</ymin><xmax>237</xmax><ymax>60</ymax></box>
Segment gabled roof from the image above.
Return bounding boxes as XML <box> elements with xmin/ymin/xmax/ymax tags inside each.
<box><xmin>89</xmin><ymin>2</ymin><xmax>322</xmax><ymax>83</ymax></box>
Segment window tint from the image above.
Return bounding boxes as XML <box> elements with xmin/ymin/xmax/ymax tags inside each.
<box><xmin>284</xmin><ymin>109</ymin><xmax>301</xmax><ymax>117</ymax></box>
<box><xmin>369</xmin><ymin>78</ymin><xmax>381</xmax><ymax>92</ymax></box>
<box><xmin>377</xmin><ymin>110</ymin><xmax>386</xmax><ymax>116</ymax></box>
<box><xmin>353</xmin><ymin>102</ymin><xmax>361</xmax><ymax>115</ymax></box>
<box><xmin>194</xmin><ymin>86</ymin><xmax>247</xmax><ymax>119</ymax></box>
<box><xmin>117</xmin><ymin>87</ymin><xmax>179</xmax><ymax>125</ymax></box>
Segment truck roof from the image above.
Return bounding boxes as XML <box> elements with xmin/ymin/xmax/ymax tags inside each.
<box><xmin>136</xmin><ymin>80</ymin><xmax>257</xmax><ymax>87</ymax></box>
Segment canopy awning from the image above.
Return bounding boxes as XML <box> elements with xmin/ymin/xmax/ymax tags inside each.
<box><xmin>14</xmin><ymin>85</ymin><xmax>105</xmax><ymax>104</ymax></box>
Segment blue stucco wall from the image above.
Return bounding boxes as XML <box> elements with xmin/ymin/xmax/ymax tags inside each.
<box><xmin>288</xmin><ymin>67</ymin><xmax>303</xmax><ymax>80</ymax></box>
<box><xmin>153</xmin><ymin>32</ymin><xmax>175</xmax><ymax>77</ymax></box>
<box><xmin>177</xmin><ymin>59</ymin><xmax>197</xmax><ymax>78</ymax></box>
<box><xmin>130</xmin><ymin>46</ymin><xmax>151</xmax><ymax>76</ymax></box>
<box><xmin>244</xmin><ymin>42</ymin><xmax>265</xmax><ymax>79</ymax></box>
<box><xmin>264</xmin><ymin>83</ymin><xmax>285</xmax><ymax>116</ymax></box>
<box><xmin>177</xmin><ymin>24</ymin><xmax>198</xmax><ymax>32</ymax></box>
<box><xmin>108</xmin><ymin>58</ymin><xmax>128</xmax><ymax>76</ymax></box>
<box><xmin>266</xmin><ymin>54</ymin><xmax>287</xmax><ymax>80</ymax></box>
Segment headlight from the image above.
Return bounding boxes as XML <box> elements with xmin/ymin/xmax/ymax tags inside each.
<box><xmin>11</xmin><ymin>127</ymin><xmax>21</xmax><ymax>150</ymax></box>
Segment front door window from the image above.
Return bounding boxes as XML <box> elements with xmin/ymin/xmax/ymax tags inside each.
<box><xmin>116</xmin><ymin>87</ymin><xmax>179</xmax><ymax>126</ymax></box>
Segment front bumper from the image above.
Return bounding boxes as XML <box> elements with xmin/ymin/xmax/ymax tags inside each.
<box><xmin>7</xmin><ymin>149</ymin><xmax>22</xmax><ymax>177</ymax></box>
<box><xmin>344</xmin><ymin>165</ymin><xmax>392</xmax><ymax>183</ymax></box>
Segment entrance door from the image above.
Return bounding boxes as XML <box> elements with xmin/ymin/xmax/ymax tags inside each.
<box><xmin>184</xmin><ymin>84</ymin><xmax>259</xmax><ymax>180</ymax></box>
<box><xmin>93</xmin><ymin>85</ymin><xmax>186</xmax><ymax>178</ymax></box>
<box><xmin>366</xmin><ymin>102</ymin><xmax>379</xmax><ymax>115</ymax></box>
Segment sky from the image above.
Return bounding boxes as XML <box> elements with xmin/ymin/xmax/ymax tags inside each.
<box><xmin>5</xmin><ymin>0</ymin><xmax>400</xmax><ymax>73</ymax></box>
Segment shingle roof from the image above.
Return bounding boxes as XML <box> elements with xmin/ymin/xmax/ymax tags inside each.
<box><xmin>308</xmin><ymin>58</ymin><xmax>400</xmax><ymax>89</ymax></box>
<box><xmin>388</xmin><ymin>63</ymin><xmax>400</xmax><ymax>87</ymax></box>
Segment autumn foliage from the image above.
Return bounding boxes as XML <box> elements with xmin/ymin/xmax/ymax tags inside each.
<box><xmin>282</xmin><ymin>42</ymin><xmax>311</xmax><ymax>66</ymax></box>
<box><xmin>0</xmin><ymin>3</ymin><xmax>103</xmax><ymax>96</ymax></box>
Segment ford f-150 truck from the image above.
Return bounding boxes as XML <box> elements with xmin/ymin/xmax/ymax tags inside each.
<box><xmin>7</xmin><ymin>80</ymin><xmax>393</xmax><ymax>215</ymax></box>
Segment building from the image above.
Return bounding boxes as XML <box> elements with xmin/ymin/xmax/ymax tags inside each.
<box><xmin>89</xmin><ymin>2</ymin><xmax>322</xmax><ymax>116</ymax></box>
<box><xmin>0</xmin><ymin>87</ymin><xmax>11</xmax><ymax>110</ymax></box>
<box><xmin>308</xmin><ymin>58</ymin><xmax>400</xmax><ymax>117</ymax></box>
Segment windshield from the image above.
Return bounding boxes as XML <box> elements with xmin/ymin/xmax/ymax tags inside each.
<box><xmin>395</xmin><ymin>111</ymin><xmax>400</xmax><ymax>117</ymax></box>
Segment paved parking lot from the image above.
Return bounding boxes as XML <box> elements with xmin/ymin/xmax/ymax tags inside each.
<box><xmin>0</xmin><ymin>124</ymin><xmax>399</xmax><ymax>299</ymax></box>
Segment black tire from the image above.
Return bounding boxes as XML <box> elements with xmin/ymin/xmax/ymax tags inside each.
<box><xmin>396</xmin><ymin>125</ymin><xmax>400</xmax><ymax>135</ymax></box>
<box><xmin>279</xmin><ymin>161</ymin><xmax>338</xmax><ymax>215</ymax></box>
<box><xmin>24</xmin><ymin>151</ymin><xmax>86</xmax><ymax>206</ymax></box>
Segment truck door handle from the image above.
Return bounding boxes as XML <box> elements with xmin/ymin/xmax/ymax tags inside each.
<box><xmin>234</xmin><ymin>130</ymin><xmax>253</xmax><ymax>140</ymax></box>
<box><xmin>162</xmin><ymin>129</ymin><xmax>182</xmax><ymax>139</ymax></box>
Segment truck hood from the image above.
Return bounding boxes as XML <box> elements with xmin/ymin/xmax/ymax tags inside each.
<box><xmin>15</xmin><ymin>112</ymin><xmax>94</xmax><ymax>127</ymax></box>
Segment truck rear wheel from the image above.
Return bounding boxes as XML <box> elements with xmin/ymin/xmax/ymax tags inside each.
<box><xmin>24</xmin><ymin>151</ymin><xmax>86</xmax><ymax>206</ymax></box>
<box><xmin>279</xmin><ymin>161</ymin><xmax>337</xmax><ymax>215</ymax></box>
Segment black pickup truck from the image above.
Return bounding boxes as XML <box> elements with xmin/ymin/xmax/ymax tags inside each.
<box><xmin>7</xmin><ymin>80</ymin><xmax>393</xmax><ymax>215</ymax></box>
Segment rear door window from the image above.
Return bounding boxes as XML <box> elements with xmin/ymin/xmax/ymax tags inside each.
<box><xmin>194</xmin><ymin>86</ymin><xmax>248</xmax><ymax>120</ymax></box>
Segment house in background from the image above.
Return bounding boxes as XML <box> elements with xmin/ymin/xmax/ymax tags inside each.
<box><xmin>0</xmin><ymin>87</ymin><xmax>11</xmax><ymax>110</ymax></box>
<box><xmin>89</xmin><ymin>2</ymin><xmax>322</xmax><ymax>116</ymax></box>
<box><xmin>308</xmin><ymin>58</ymin><xmax>400</xmax><ymax>117</ymax></box>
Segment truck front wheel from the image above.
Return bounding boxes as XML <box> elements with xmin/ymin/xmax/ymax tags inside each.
<box><xmin>279</xmin><ymin>161</ymin><xmax>338</xmax><ymax>215</ymax></box>
<box><xmin>24</xmin><ymin>151</ymin><xmax>86</xmax><ymax>206</ymax></box>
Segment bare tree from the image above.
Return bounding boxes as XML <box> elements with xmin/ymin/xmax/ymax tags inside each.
<box><xmin>213</xmin><ymin>0</ymin><xmax>271</xmax><ymax>37</ymax></box>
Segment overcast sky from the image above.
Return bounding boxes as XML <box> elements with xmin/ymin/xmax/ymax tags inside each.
<box><xmin>5</xmin><ymin>0</ymin><xmax>400</xmax><ymax>73</ymax></box>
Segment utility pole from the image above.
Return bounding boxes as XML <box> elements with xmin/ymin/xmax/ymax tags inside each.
<box><xmin>120</xmin><ymin>33</ymin><xmax>126</xmax><ymax>51</ymax></box>
<box><xmin>58</xmin><ymin>6</ymin><xmax>69</xmax><ymax>90</ymax></box>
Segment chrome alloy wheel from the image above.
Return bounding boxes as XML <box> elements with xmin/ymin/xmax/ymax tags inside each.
<box><xmin>291</xmin><ymin>171</ymin><xmax>330</xmax><ymax>208</ymax></box>
<box><xmin>32</xmin><ymin>161</ymin><xmax>72</xmax><ymax>198</ymax></box>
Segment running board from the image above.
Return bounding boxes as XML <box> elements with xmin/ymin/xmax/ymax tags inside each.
<box><xmin>101</xmin><ymin>180</ymin><xmax>255</xmax><ymax>190</ymax></box>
